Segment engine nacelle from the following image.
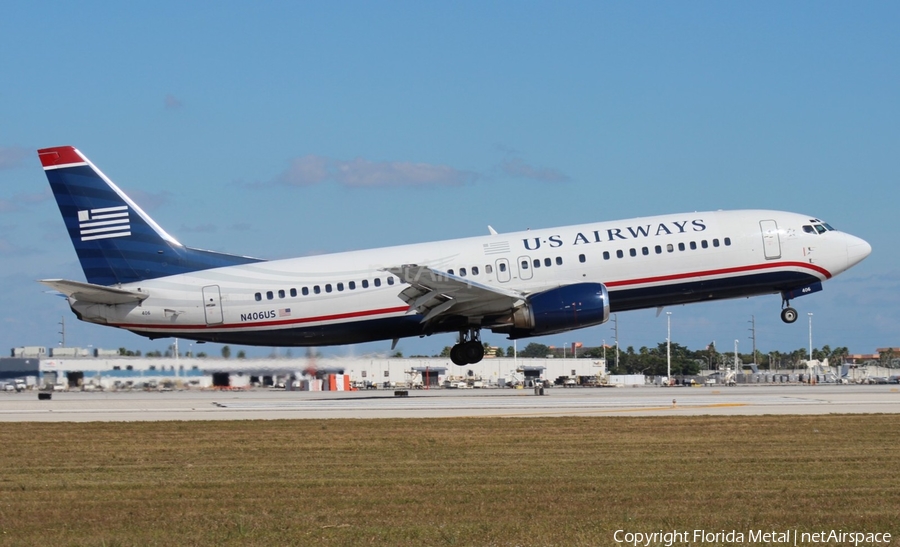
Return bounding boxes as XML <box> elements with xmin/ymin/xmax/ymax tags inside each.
<box><xmin>505</xmin><ymin>282</ymin><xmax>610</xmax><ymax>338</ymax></box>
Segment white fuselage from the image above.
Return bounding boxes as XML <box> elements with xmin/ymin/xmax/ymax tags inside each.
<box><xmin>70</xmin><ymin>209</ymin><xmax>870</xmax><ymax>346</ymax></box>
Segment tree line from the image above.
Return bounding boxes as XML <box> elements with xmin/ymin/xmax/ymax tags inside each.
<box><xmin>501</xmin><ymin>342</ymin><xmax>856</xmax><ymax>376</ymax></box>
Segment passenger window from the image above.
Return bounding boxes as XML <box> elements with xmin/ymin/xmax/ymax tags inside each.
<box><xmin>578</xmin><ymin>254</ymin><xmax>586</xmax><ymax>263</ymax></box>
<box><xmin>472</xmin><ymin>266</ymin><xmax>479</xmax><ymax>275</ymax></box>
<box><xmin>556</xmin><ymin>257</ymin><xmax>562</xmax><ymax>265</ymax></box>
<box><xmin>387</xmin><ymin>277</ymin><xmax>394</xmax><ymax>285</ymax></box>
<box><xmin>689</xmin><ymin>242</ymin><xmax>697</xmax><ymax>250</ymax></box>
<box><xmin>302</xmin><ymin>287</ymin><xmax>309</xmax><ymax>296</ymax></box>
<box><xmin>544</xmin><ymin>258</ymin><xmax>552</xmax><ymax>267</ymax></box>
<box><xmin>533</xmin><ymin>259</ymin><xmax>541</xmax><ymax>268</ymax></box>
<box><xmin>290</xmin><ymin>288</ymin><xmax>297</xmax><ymax>297</ymax></box>
<box><xmin>325</xmin><ymin>284</ymin><xmax>332</xmax><ymax>293</ymax></box>
<box><xmin>629</xmin><ymin>248</ymin><xmax>636</xmax><ymax>257</ymax></box>
<box><xmin>362</xmin><ymin>280</ymin><xmax>369</xmax><ymax>288</ymax></box>
<box><xmin>642</xmin><ymin>247</ymin><xmax>649</xmax><ymax>256</ymax></box>
<box><xmin>349</xmin><ymin>281</ymin><xmax>356</xmax><ymax>290</ymax></box>
<box><xmin>374</xmin><ymin>278</ymin><xmax>381</xmax><ymax>287</ymax></box>
<box><xmin>266</xmin><ymin>291</ymin><xmax>274</xmax><ymax>300</ymax></box>
<box><xmin>655</xmin><ymin>245</ymin><xmax>662</xmax><ymax>254</ymax></box>
<box><xmin>603</xmin><ymin>251</ymin><xmax>610</xmax><ymax>260</ymax></box>
<box><xmin>337</xmin><ymin>282</ymin><xmax>344</xmax><ymax>291</ymax></box>
<box><xmin>701</xmin><ymin>240</ymin><xmax>709</xmax><ymax>249</ymax></box>
<box><xmin>521</xmin><ymin>260</ymin><xmax>529</xmax><ymax>270</ymax></box>
<box><xmin>678</xmin><ymin>243</ymin><xmax>685</xmax><ymax>251</ymax></box>
<box><xmin>485</xmin><ymin>265</ymin><xmax>493</xmax><ymax>274</ymax></box>
<box><xmin>616</xmin><ymin>250</ymin><xmax>624</xmax><ymax>259</ymax></box>
<box><xmin>254</xmin><ymin>292</ymin><xmax>261</xmax><ymax>302</ymax></box>
<box><xmin>460</xmin><ymin>267</ymin><xmax>467</xmax><ymax>277</ymax></box>
<box><xmin>314</xmin><ymin>286</ymin><xmax>321</xmax><ymax>294</ymax></box>
<box><xmin>724</xmin><ymin>237</ymin><xmax>732</xmax><ymax>246</ymax></box>
<box><xmin>713</xmin><ymin>239</ymin><xmax>719</xmax><ymax>247</ymax></box>
<box><xmin>278</xmin><ymin>289</ymin><xmax>285</xmax><ymax>298</ymax></box>
<box><xmin>667</xmin><ymin>244</ymin><xmax>674</xmax><ymax>253</ymax></box>
<box><xmin>448</xmin><ymin>269</ymin><xmax>454</xmax><ymax>275</ymax></box>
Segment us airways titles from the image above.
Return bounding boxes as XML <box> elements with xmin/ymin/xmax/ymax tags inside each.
<box><xmin>522</xmin><ymin>218</ymin><xmax>707</xmax><ymax>251</ymax></box>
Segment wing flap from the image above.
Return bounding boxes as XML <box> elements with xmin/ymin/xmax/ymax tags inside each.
<box><xmin>40</xmin><ymin>279</ymin><xmax>149</xmax><ymax>305</ymax></box>
<box><xmin>386</xmin><ymin>264</ymin><xmax>525</xmax><ymax>323</ymax></box>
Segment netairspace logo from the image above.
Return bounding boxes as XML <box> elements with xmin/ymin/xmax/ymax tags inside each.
<box><xmin>612</xmin><ymin>529</ymin><xmax>892</xmax><ymax>546</ymax></box>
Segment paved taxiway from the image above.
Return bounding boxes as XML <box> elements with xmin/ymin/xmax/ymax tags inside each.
<box><xmin>1</xmin><ymin>384</ymin><xmax>899</xmax><ymax>421</ymax></box>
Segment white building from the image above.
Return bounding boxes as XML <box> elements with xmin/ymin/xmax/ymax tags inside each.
<box><xmin>29</xmin><ymin>353</ymin><xmax>607</xmax><ymax>390</ymax></box>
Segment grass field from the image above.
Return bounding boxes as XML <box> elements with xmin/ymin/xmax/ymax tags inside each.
<box><xmin>1</xmin><ymin>415</ymin><xmax>898</xmax><ymax>546</ymax></box>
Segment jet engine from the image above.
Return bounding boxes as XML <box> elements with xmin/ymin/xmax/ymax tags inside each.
<box><xmin>498</xmin><ymin>282</ymin><xmax>610</xmax><ymax>338</ymax></box>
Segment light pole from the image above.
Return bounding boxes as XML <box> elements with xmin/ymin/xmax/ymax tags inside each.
<box><xmin>666</xmin><ymin>311</ymin><xmax>672</xmax><ymax>386</ymax></box>
<box><xmin>734</xmin><ymin>339</ymin><xmax>739</xmax><ymax>373</ymax></box>
<box><xmin>808</xmin><ymin>313</ymin><xmax>813</xmax><ymax>361</ymax></box>
<box><xmin>611</xmin><ymin>314</ymin><xmax>619</xmax><ymax>371</ymax></box>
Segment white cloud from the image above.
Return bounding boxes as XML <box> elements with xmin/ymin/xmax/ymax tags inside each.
<box><xmin>179</xmin><ymin>223</ymin><xmax>218</xmax><ymax>233</ymax></box>
<box><xmin>164</xmin><ymin>94</ymin><xmax>183</xmax><ymax>110</ymax></box>
<box><xmin>126</xmin><ymin>189</ymin><xmax>173</xmax><ymax>212</ymax></box>
<box><xmin>0</xmin><ymin>146</ymin><xmax>30</xmax><ymax>170</ymax></box>
<box><xmin>277</xmin><ymin>155</ymin><xmax>477</xmax><ymax>188</ymax></box>
<box><xmin>501</xmin><ymin>158</ymin><xmax>570</xmax><ymax>183</ymax></box>
<box><xmin>0</xmin><ymin>190</ymin><xmax>52</xmax><ymax>214</ymax></box>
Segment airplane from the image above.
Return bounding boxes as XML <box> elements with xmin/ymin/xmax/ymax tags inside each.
<box><xmin>38</xmin><ymin>146</ymin><xmax>871</xmax><ymax>366</ymax></box>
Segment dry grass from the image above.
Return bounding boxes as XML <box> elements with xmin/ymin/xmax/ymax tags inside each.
<box><xmin>0</xmin><ymin>416</ymin><xmax>898</xmax><ymax>546</ymax></box>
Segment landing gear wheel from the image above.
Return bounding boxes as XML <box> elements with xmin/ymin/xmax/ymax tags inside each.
<box><xmin>449</xmin><ymin>344</ymin><xmax>467</xmax><ymax>366</ymax></box>
<box><xmin>463</xmin><ymin>340</ymin><xmax>485</xmax><ymax>364</ymax></box>
<box><xmin>781</xmin><ymin>307</ymin><xmax>798</xmax><ymax>324</ymax></box>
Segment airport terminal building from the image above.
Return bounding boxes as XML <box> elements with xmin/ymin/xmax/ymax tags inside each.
<box><xmin>3</xmin><ymin>347</ymin><xmax>607</xmax><ymax>391</ymax></box>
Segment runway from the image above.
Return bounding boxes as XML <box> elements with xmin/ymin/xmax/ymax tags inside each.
<box><xmin>1</xmin><ymin>384</ymin><xmax>899</xmax><ymax>421</ymax></box>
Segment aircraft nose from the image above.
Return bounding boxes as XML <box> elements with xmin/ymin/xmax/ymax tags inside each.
<box><xmin>847</xmin><ymin>237</ymin><xmax>872</xmax><ymax>268</ymax></box>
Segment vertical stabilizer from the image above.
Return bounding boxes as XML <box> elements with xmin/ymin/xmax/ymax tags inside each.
<box><xmin>39</xmin><ymin>146</ymin><xmax>262</xmax><ymax>286</ymax></box>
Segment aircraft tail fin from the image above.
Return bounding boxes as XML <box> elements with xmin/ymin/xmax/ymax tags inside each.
<box><xmin>39</xmin><ymin>146</ymin><xmax>263</xmax><ymax>286</ymax></box>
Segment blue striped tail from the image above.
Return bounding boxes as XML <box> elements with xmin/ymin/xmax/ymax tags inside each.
<box><xmin>39</xmin><ymin>146</ymin><xmax>263</xmax><ymax>286</ymax></box>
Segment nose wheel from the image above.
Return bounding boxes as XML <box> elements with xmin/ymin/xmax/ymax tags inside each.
<box><xmin>780</xmin><ymin>306</ymin><xmax>798</xmax><ymax>324</ymax></box>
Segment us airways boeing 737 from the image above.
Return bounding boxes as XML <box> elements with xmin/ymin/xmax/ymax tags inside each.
<box><xmin>38</xmin><ymin>146</ymin><xmax>871</xmax><ymax>365</ymax></box>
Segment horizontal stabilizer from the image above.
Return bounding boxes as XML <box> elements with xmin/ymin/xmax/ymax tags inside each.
<box><xmin>40</xmin><ymin>279</ymin><xmax>149</xmax><ymax>305</ymax></box>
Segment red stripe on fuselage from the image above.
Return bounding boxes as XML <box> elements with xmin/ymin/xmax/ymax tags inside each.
<box><xmin>116</xmin><ymin>305</ymin><xmax>411</xmax><ymax>331</ymax></box>
<box><xmin>112</xmin><ymin>261</ymin><xmax>831</xmax><ymax>332</ymax></box>
<box><xmin>604</xmin><ymin>261</ymin><xmax>831</xmax><ymax>288</ymax></box>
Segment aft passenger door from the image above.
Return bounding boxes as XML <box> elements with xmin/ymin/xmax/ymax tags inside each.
<box><xmin>760</xmin><ymin>220</ymin><xmax>782</xmax><ymax>260</ymax></box>
<box><xmin>202</xmin><ymin>285</ymin><xmax>224</xmax><ymax>325</ymax></box>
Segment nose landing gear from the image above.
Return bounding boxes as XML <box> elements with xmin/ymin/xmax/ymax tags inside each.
<box><xmin>449</xmin><ymin>328</ymin><xmax>484</xmax><ymax>366</ymax></box>
<box><xmin>781</xmin><ymin>300</ymin><xmax>798</xmax><ymax>324</ymax></box>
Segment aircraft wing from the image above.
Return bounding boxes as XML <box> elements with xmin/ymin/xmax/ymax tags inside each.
<box><xmin>40</xmin><ymin>279</ymin><xmax>149</xmax><ymax>305</ymax></box>
<box><xmin>385</xmin><ymin>264</ymin><xmax>526</xmax><ymax>323</ymax></box>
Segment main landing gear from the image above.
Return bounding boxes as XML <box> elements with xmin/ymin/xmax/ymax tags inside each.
<box><xmin>450</xmin><ymin>328</ymin><xmax>485</xmax><ymax>366</ymax></box>
<box><xmin>780</xmin><ymin>299</ymin><xmax>798</xmax><ymax>324</ymax></box>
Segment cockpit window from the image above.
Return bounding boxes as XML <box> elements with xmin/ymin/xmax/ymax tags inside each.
<box><xmin>803</xmin><ymin>222</ymin><xmax>835</xmax><ymax>235</ymax></box>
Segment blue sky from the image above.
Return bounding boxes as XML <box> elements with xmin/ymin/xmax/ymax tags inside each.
<box><xmin>1</xmin><ymin>2</ymin><xmax>896</xmax><ymax>358</ymax></box>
